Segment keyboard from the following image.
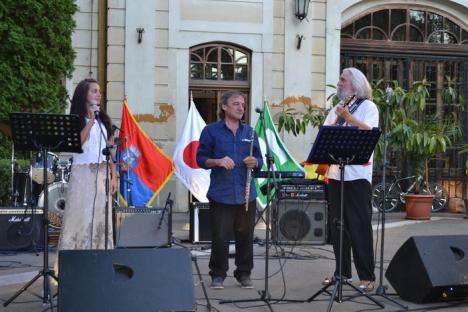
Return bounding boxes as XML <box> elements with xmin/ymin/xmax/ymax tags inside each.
<box><xmin>254</xmin><ymin>171</ymin><xmax>305</xmax><ymax>179</ymax></box>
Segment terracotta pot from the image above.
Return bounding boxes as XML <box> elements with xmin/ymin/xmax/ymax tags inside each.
<box><xmin>404</xmin><ymin>194</ymin><xmax>433</xmax><ymax>220</ymax></box>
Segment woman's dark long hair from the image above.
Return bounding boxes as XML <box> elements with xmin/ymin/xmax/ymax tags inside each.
<box><xmin>70</xmin><ymin>78</ymin><xmax>113</xmax><ymax>139</ymax></box>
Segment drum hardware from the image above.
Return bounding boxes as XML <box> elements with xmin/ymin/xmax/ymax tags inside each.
<box><xmin>10</xmin><ymin>153</ymin><xmax>36</xmax><ymax>207</ymax></box>
<box><xmin>31</xmin><ymin>152</ymin><xmax>58</xmax><ymax>184</ymax></box>
<box><xmin>114</xmin><ymin>136</ymin><xmax>127</xmax><ymax>145</ymax></box>
<box><xmin>56</xmin><ymin>159</ymin><xmax>71</xmax><ymax>183</ymax></box>
<box><xmin>12</xmin><ymin>172</ymin><xmax>28</xmax><ymax>207</ymax></box>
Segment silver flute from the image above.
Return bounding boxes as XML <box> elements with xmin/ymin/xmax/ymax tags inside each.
<box><xmin>244</xmin><ymin>129</ymin><xmax>255</xmax><ymax>211</ymax></box>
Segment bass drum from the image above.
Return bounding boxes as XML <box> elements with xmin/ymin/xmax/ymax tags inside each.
<box><xmin>38</xmin><ymin>182</ymin><xmax>68</xmax><ymax>230</ymax></box>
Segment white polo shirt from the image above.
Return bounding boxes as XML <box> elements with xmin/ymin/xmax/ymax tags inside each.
<box><xmin>323</xmin><ymin>99</ymin><xmax>379</xmax><ymax>183</ymax></box>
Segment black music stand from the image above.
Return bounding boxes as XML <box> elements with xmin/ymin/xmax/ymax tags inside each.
<box><xmin>4</xmin><ymin>113</ymin><xmax>82</xmax><ymax>310</ymax></box>
<box><xmin>305</xmin><ymin>126</ymin><xmax>383</xmax><ymax>312</ymax></box>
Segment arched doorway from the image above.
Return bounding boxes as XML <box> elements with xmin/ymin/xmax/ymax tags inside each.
<box><xmin>189</xmin><ymin>42</ymin><xmax>251</xmax><ymax>124</ymax></box>
<box><xmin>340</xmin><ymin>6</ymin><xmax>468</xmax><ymax>197</ymax></box>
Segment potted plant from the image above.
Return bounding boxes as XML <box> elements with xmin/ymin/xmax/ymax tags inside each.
<box><xmin>381</xmin><ymin>78</ymin><xmax>463</xmax><ymax>220</ymax></box>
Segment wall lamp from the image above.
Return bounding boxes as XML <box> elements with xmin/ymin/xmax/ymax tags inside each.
<box><xmin>295</xmin><ymin>0</ymin><xmax>310</xmax><ymax>21</ymax></box>
<box><xmin>136</xmin><ymin>27</ymin><xmax>145</xmax><ymax>44</ymax></box>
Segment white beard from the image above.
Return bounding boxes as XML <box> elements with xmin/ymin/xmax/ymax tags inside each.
<box><xmin>337</xmin><ymin>88</ymin><xmax>354</xmax><ymax>101</ymax></box>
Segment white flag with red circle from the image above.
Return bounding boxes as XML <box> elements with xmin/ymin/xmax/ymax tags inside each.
<box><xmin>173</xmin><ymin>101</ymin><xmax>210</xmax><ymax>202</ymax></box>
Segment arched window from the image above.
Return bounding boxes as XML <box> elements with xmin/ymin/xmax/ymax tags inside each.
<box><xmin>189</xmin><ymin>43</ymin><xmax>251</xmax><ymax>124</ymax></box>
<box><xmin>342</xmin><ymin>8</ymin><xmax>468</xmax><ymax>44</ymax></box>
<box><xmin>190</xmin><ymin>44</ymin><xmax>250</xmax><ymax>85</ymax></box>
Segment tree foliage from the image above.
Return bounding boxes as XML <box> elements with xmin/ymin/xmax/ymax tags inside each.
<box><xmin>0</xmin><ymin>0</ymin><xmax>77</xmax><ymax>122</ymax></box>
<box><xmin>0</xmin><ymin>0</ymin><xmax>77</xmax><ymax>204</ymax></box>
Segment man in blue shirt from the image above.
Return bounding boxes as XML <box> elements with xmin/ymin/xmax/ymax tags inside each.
<box><xmin>197</xmin><ymin>90</ymin><xmax>263</xmax><ymax>289</ymax></box>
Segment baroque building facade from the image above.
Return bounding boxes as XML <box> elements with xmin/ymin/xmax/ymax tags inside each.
<box><xmin>69</xmin><ymin>0</ymin><xmax>468</xmax><ymax>211</ymax></box>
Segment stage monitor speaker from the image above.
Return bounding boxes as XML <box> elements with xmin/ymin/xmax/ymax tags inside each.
<box><xmin>272</xmin><ymin>199</ymin><xmax>327</xmax><ymax>245</ymax></box>
<box><xmin>386</xmin><ymin>235</ymin><xmax>468</xmax><ymax>303</ymax></box>
<box><xmin>115</xmin><ymin>207</ymin><xmax>171</xmax><ymax>248</ymax></box>
<box><xmin>0</xmin><ymin>208</ymin><xmax>44</xmax><ymax>251</ymax></box>
<box><xmin>58</xmin><ymin>248</ymin><xmax>196</xmax><ymax>312</ymax></box>
<box><xmin>189</xmin><ymin>202</ymin><xmax>235</xmax><ymax>243</ymax></box>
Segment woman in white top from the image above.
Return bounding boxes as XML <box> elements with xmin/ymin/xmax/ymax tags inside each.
<box><xmin>57</xmin><ymin>78</ymin><xmax>117</xmax><ymax>255</ymax></box>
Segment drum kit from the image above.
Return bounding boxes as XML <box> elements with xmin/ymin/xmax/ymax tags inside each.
<box><xmin>11</xmin><ymin>151</ymin><xmax>71</xmax><ymax>230</ymax></box>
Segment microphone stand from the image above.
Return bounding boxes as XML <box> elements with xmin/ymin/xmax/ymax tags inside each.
<box><xmin>117</xmin><ymin>127</ymin><xmax>133</xmax><ymax>207</ymax></box>
<box><xmin>95</xmin><ymin>112</ymin><xmax>113</xmax><ymax>250</ymax></box>
<box><xmin>373</xmin><ymin>89</ymin><xmax>407</xmax><ymax>308</ymax></box>
<box><xmin>220</xmin><ymin>108</ymin><xmax>303</xmax><ymax>312</ymax></box>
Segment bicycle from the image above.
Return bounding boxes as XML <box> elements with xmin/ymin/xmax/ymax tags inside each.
<box><xmin>372</xmin><ymin>171</ymin><xmax>448</xmax><ymax>213</ymax></box>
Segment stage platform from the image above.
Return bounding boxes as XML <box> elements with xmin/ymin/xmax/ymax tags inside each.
<box><xmin>1</xmin><ymin>211</ymin><xmax>467</xmax><ymax>312</ymax></box>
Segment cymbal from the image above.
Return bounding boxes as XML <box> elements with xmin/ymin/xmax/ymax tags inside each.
<box><xmin>0</xmin><ymin>121</ymin><xmax>11</xmax><ymax>137</ymax></box>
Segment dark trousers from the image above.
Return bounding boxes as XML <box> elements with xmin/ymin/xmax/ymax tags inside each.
<box><xmin>328</xmin><ymin>179</ymin><xmax>375</xmax><ymax>281</ymax></box>
<box><xmin>209</xmin><ymin>200</ymin><xmax>256</xmax><ymax>279</ymax></box>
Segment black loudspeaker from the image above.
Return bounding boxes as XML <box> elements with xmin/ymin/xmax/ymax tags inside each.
<box><xmin>115</xmin><ymin>207</ymin><xmax>171</xmax><ymax>248</ymax></box>
<box><xmin>189</xmin><ymin>202</ymin><xmax>235</xmax><ymax>243</ymax></box>
<box><xmin>190</xmin><ymin>202</ymin><xmax>211</xmax><ymax>243</ymax></box>
<box><xmin>386</xmin><ymin>235</ymin><xmax>468</xmax><ymax>303</ymax></box>
<box><xmin>0</xmin><ymin>208</ymin><xmax>44</xmax><ymax>251</ymax></box>
<box><xmin>58</xmin><ymin>248</ymin><xmax>195</xmax><ymax>312</ymax></box>
<box><xmin>272</xmin><ymin>199</ymin><xmax>327</xmax><ymax>244</ymax></box>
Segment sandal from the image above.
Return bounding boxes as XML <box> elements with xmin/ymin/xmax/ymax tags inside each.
<box><xmin>359</xmin><ymin>281</ymin><xmax>375</xmax><ymax>292</ymax></box>
<box><xmin>322</xmin><ymin>276</ymin><xmax>353</xmax><ymax>286</ymax></box>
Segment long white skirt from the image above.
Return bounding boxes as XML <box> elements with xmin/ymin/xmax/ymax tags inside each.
<box><xmin>57</xmin><ymin>163</ymin><xmax>113</xmax><ymax>251</ymax></box>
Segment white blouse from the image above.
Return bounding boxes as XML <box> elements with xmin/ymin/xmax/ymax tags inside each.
<box><xmin>72</xmin><ymin>119</ymin><xmax>108</xmax><ymax>165</ymax></box>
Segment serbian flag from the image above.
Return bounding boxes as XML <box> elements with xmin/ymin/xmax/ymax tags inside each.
<box><xmin>172</xmin><ymin>100</ymin><xmax>210</xmax><ymax>202</ymax></box>
<box><xmin>118</xmin><ymin>99</ymin><xmax>174</xmax><ymax>207</ymax></box>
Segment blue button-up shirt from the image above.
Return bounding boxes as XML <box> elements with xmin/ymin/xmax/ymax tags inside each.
<box><xmin>197</xmin><ymin>120</ymin><xmax>263</xmax><ymax>205</ymax></box>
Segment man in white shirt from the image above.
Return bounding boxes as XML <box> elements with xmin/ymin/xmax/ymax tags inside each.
<box><xmin>322</xmin><ymin>67</ymin><xmax>379</xmax><ymax>292</ymax></box>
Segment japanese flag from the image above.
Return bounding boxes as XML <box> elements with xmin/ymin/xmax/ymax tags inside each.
<box><xmin>173</xmin><ymin>99</ymin><xmax>210</xmax><ymax>202</ymax></box>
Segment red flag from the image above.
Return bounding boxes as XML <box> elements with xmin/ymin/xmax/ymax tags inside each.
<box><xmin>118</xmin><ymin>99</ymin><xmax>173</xmax><ymax>207</ymax></box>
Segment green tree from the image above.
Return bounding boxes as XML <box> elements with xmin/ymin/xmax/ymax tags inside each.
<box><xmin>0</xmin><ymin>0</ymin><xmax>76</xmax><ymax>122</ymax></box>
<box><xmin>0</xmin><ymin>0</ymin><xmax>77</xmax><ymax>203</ymax></box>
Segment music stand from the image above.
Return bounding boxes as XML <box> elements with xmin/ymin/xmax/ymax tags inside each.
<box><xmin>305</xmin><ymin>126</ymin><xmax>383</xmax><ymax>312</ymax></box>
<box><xmin>4</xmin><ymin>113</ymin><xmax>82</xmax><ymax>310</ymax></box>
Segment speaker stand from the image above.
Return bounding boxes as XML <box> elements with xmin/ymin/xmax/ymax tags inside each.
<box><xmin>170</xmin><ymin>237</ymin><xmax>211</xmax><ymax>311</ymax></box>
<box><xmin>192</xmin><ymin>256</ymin><xmax>212</xmax><ymax>311</ymax></box>
<box><xmin>372</xmin><ymin>92</ymin><xmax>408</xmax><ymax>309</ymax></box>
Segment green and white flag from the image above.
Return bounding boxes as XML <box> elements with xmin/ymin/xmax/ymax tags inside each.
<box><xmin>254</xmin><ymin>100</ymin><xmax>304</xmax><ymax>208</ymax></box>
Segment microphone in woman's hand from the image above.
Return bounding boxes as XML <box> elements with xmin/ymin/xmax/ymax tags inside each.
<box><xmin>90</xmin><ymin>100</ymin><xmax>100</xmax><ymax>119</ymax></box>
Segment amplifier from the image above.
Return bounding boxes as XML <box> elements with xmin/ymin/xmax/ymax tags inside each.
<box><xmin>189</xmin><ymin>203</ymin><xmax>235</xmax><ymax>243</ymax></box>
<box><xmin>0</xmin><ymin>208</ymin><xmax>44</xmax><ymax>251</ymax></box>
<box><xmin>115</xmin><ymin>207</ymin><xmax>171</xmax><ymax>248</ymax></box>
<box><xmin>278</xmin><ymin>182</ymin><xmax>326</xmax><ymax>200</ymax></box>
<box><xmin>272</xmin><ymin>199</ymin><xmax>327</xmax><ymax>245</ymax></box>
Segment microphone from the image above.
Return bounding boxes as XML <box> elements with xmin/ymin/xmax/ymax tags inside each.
<box><xmin>255</xmin><ymin>107</ymin><xmax>263</xmax><ymax>114</ymax></box>
<box><xmin>112</xmin><ymin>124</ymin><xmax>121</xmax><ymax>131</ymax></box>
<box><xmin>90</xmin><ymin>100</ymin><xmax>100</xmax><ymax>119</ymax></box>
<box><xmin>385</xmin><ymin>87</ymin><xmax>393</xmax><ymax>104</ymax></box>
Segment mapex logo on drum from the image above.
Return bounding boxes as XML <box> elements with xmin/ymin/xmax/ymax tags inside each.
<box><xmin>8</xmin><ymin>216</ymin><xmax>31</xmax><ymax>223</ymax></box>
